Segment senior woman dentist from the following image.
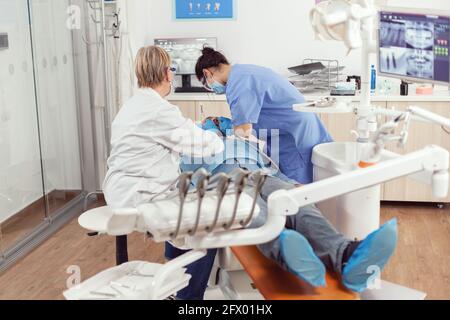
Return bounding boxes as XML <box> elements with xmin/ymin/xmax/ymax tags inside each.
<box><xmin>196</xmin><ymin>47</ymin><xmax>333</xmax><ymax>184</ymax></box>
<box><xmin>103</xmin><ymin>46</ymin><xmax>224</xmax><ymax>300</ymax></box>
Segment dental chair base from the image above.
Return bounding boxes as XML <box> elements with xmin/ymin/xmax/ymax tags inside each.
<box><xmin>214</xmin><ymin>269</ymin><xmax>264</xmax><ymax>300</ymax></box>
<box><xmin>360</xmin><ymin>280</ymin><xmax>426</xmax><ymax>300</ymax></box>
<box><xmin>208</xmin><ymin>247</ymin><xmax>264</xmax><ymax>300</ymax></box>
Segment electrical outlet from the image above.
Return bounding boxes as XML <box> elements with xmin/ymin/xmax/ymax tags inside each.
<box><xmin>0</xmin><ymin>33</ymin><xmax>9</xmax><ymax>50</ymax></box>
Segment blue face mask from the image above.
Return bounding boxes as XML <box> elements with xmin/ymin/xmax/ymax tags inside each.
<box><xmin>210</xmin><ymin>80</ymin><xmax>226</xmax><ymax>95</ymax></box>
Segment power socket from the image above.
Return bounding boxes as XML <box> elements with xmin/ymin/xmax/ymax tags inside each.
<box><xmin>0</xmin><ymin>33</ymin><xmax>9</xmax><ymax>50</ymax></box>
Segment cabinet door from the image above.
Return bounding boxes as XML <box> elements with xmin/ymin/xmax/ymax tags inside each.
<box><xmin>196</xmin><ymin>101</ymin><xmax>232</xmax><ymax>122</ymax></box>
<box><xmin>320</xmin><ymin>102</ymin><xmax>387</xmax><ymax>142</ymax></box>
<box><xmin>169</xmin><ymin>101</ymin><xmax>196</xmax><ymax>121</ymax></box>
<box><xmin>383</xmin><ymin>101</ymin><xmax>450</xmax><ymax>203</ymax></box>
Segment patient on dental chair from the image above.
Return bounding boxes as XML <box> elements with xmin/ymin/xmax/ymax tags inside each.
<box><xmin>181</xmin><ymin>117</ymin><xmax>398</xmax><ymax>293</ymax></box>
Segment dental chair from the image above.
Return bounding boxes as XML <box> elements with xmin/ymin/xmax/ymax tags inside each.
<box><xmin>65</xmin><ymin>169</ymin><xmax>359</xmax><ymax>300</ymax></box>
<box><xmin>66</xmin><ymin>131</ymin><xmax>450</xmax><ymax>301</ymax></box>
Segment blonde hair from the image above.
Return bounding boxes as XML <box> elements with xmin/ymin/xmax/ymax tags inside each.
<box><xmin>135</xmin><ymin>46</ymin><xmax>171</xmax><ymax>88</ymax></box>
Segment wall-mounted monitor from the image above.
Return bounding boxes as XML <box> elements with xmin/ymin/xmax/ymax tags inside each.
<box><xmin>378</xmin><ymin>9</ymin><xmax>450</xmax><ymax>85</ymax></box>
<box><xmin>155</xmin><ymin>37</ymin><xmax>218</xmax><ymax>92</ymax></box>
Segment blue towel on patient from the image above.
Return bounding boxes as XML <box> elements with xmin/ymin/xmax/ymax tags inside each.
<box><xmin>180</xmin><ymin>137</ymin><xmax>268</xmax><ymax>174</ymax></box>
<box><xmin>181</xmin><ymin>117</ymin><xmax>274</xmax><ymax>174</ymax></box>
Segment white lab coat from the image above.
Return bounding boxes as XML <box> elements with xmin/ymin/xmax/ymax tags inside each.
<box><xmin>103</xmin><ymin>88</ymin><xmax>224</xmax><ymax>209</ymax></box>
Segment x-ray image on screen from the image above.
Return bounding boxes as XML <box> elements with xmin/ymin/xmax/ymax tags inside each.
<box><xmin>380</xmin><ymin>21</ymin><xmax>406</xmax><ymax>47</ymax></box>
<box><xmin>380</xmin><ymin>47</ymin><xmax>434</xmax><ymax>80</ymax></box>
<box><xmin>154</xmin><ymin>38</ymin><xmax>217</xmax><ymax>75</ymax></box>
<box><xmin>405</xmin><ymin>21</ymin><xmax>434</xmax><ymax>50</ymax></box>
<box><xmin>380</xmin><ymin>47</ymin><xmax>408</xmax><ymax>75</ymax></box>
<box><xmin>406</xmin><ymin>49</ymin><xmax>434</xmax><ymax>79</ymax></box>
<box><xmin>379</xmin><ymin>11</ymin><xmax>450</xmax><ymax>84</ymax></box>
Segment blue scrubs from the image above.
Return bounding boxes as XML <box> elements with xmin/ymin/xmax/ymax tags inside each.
<box><xmin>226</xmin><ymin>64</ymin><xmax>333</xmax><ymax>184</ymax></box>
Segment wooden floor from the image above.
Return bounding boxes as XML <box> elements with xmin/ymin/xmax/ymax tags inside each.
<box><xmin>1</xmin><ymin>191</ymin><xmax>80</xmax><ymax>251</ymax></box>
<box><xmin>0</xmin><ymin>201</ymin><xmax>449</xmax><ymax>300</ymax></box>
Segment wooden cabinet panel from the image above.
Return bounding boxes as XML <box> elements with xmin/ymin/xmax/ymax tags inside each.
<box><xmin>383</xmin><ymin>101</ymin><xmax>450</xmax><ymax>203</ymax></box>
<box><xmin>169</xmin><ymin>101</ymin><xmax>196</xmax><ymax>121</ymax></box>
<box><xmin>320</xmin><ymin>102</ymin><xmax>387</xmax><ymax>142</ymax></box>
<box><xmin>320</xmin><ymin>112</ymin><xmax>359</xmax><ymax>142</ymax></box>
<box><xmin>196</xmin><ymin>101</ymin><xmax>232</xmax><ymax>122</ymax></box>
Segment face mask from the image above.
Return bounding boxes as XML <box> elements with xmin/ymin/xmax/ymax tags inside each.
<box><xmin>210</xmin><ymin>80</ymin><xmax>226</xmax><ymax>94</ymax></box>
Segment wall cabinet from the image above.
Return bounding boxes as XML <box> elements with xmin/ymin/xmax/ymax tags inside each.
<box><xmin>173</xmin><ymin>101</ymin><xmax>196</xmax><ymax>120</ymax></box>
<box><xmin>169</xmin><ymin>100</ymin><xmax>231</xmax><ymax>122</ymax></box>
<box><xmin>196</xmin><ymin>101</ymin><xmax>232</xmax><ymax>121</ymax></box>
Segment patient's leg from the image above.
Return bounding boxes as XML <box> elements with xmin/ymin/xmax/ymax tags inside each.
<box><xmin>210</xmin><ymin>164</ymin><xmax>351</xmax><ymax>274</ymax></box>
<box><xmin>257</xmin><ymin>175</ymin><xmax>398</xmax><ymax>293</ymax></box>
<box><xmin>257</xmin><ymin>176</ymin><xmax>351</xmax><ymax>274</ymax></box>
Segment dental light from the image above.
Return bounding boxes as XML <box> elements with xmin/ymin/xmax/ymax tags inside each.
<box><xmin>310</xmin><ymin>0</ymin><xmax>376</xmax><ymax>53</ymax></box>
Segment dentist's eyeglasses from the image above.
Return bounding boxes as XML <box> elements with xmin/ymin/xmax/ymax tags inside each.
<box><xmin>168</xmin><ymin>65</ymin><xmax>177</xmax><ymax>73</ymax></box>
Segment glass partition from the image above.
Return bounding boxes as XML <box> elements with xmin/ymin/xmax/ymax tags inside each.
<box><xmin>0</xmin><ymin>0</ymin><xmax>85</xmax><ymax>261</ymax></box>
<box><xmin>0</xmin><ymin>0</ymin><xmax>48</xmax><ymax>251</ymax></box>
<box><xmin>29</xmin><ymin>0</ymin><xmax>83</xmax><ymax>217</ymax></box>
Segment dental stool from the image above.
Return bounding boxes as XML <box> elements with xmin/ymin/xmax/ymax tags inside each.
<box><xmin>80</xmin><ymin>206</ymin><xmax>129</xmax><ymax>266</ymax></box>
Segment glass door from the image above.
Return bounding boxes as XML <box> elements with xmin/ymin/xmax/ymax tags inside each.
<box><xmin>0</xmin><ymin>0</ymin><xmax>48</xmax><ymax>252</ymax></box>
<box><xmin>0</xmin><ymin>0</ymin><xmax>86</xmax><ymax>263</ymax></box>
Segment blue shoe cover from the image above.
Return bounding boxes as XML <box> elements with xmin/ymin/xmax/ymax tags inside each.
<box><xmin>280</xmin><ymin>230</ymin><xmax>327</xmax><ymax>287</ymax></box>
<box><xmin>342</xmin><ymin>219</ymin><xmax>398</xmax><ymax>293</ymax></box>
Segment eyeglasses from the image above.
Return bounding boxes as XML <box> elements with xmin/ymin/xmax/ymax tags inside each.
<box><xmin>168</xmin><ymin>65</ymin><xmax>177</xmax><ymax>73</ymax></box>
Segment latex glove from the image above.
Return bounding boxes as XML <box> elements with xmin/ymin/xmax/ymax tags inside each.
<box><xmin>202</xmin><ymin>118</ymin><xmax>222</xmax><ymax>136</ymax></box>
<box><xmin>218</xmin><ymin>117</ymin><xmax>233</xmax><ymax>136</ymax></box>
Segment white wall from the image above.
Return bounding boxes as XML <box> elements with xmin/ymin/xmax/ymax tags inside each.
<box><xmin>144</xmin><ymin>0</ymin><xmax>362</xmax><ymax>76</ymax></box>
<box><xmin>388</xmin><ymin>0</ymin><xmax>450</xmax><ymax>10</ymax></box>
<box><xmin>123</xmin><ymin>0</ymin><xmax>449</xmax><ymax>78</ymax></box>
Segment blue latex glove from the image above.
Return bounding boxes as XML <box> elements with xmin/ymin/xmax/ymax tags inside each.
<box><xmin>342</xmin><ymin>219</ymin><xmax>398</xmax><ymax>292</ymax></box>
<box><xmin>218</xmin><ymin>117</ymin><xmax>233</xmax><ymax>136</ymax></box>
<box><xmin>202</xmin><ymin>118</ymin><xmax>221</xmax><ymax>135</ymax></box>
<box><xmin>279</xmin><ymin>230</ymin><xmax>327</xmax><ymax>287</ymax></box>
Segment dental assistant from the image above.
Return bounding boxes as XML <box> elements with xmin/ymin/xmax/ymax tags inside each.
<box><xmin>196</xmin><ymin>48</ymin><xmax>333</xmax><ymax>184</ymax></box>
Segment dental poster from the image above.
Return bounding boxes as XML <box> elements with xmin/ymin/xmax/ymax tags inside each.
<box><xmin>174</xmin><ymin>0</ymin><xmax>235</xmax><ymax>20</ymax></box>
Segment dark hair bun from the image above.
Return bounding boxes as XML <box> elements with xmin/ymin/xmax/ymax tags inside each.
<box><xmin>202</xmin><ymin>46</ymin><xmax>216</xmax><ymax>55</ymax></box>
<box><xmin>195</xmin><ymin>47</ymin><xmax>230</xmax><ymax>82</ymax></box>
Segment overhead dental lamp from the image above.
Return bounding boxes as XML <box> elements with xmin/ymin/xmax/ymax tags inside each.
<box><xmin>310</xmin><ymin>0</ymin><xmax>376</xmax><ymax>52</ymax></box>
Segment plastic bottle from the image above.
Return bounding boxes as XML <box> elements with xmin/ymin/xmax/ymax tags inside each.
<box><xmin>370</xmin><ymin>65</ymin><xmax>377</xmax><ymax>94</ymax></box>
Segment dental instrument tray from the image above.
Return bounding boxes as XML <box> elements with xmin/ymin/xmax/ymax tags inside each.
<box><xmin>138</xmin><ymin>191</ymin><xmax>260</xmax><ymax>242</ymax></box>
<box><xmin>289</xmin><ymin>59</ymin><xmax>344</xmax><ymax>93</ymax></box>
<box><xmin>64</xmin><ymin>261</ymin><xmax>190</xmax><ymax>300</ymax></box>
<box><xmin>79</xmin><ymin>169</ymin><xmax>267</xmax><ymax>243</ymax></box>
<box><xmin>288</xmin><ymin>62</ymin><xmax>326</xmax><ymax>75</ymax></box>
